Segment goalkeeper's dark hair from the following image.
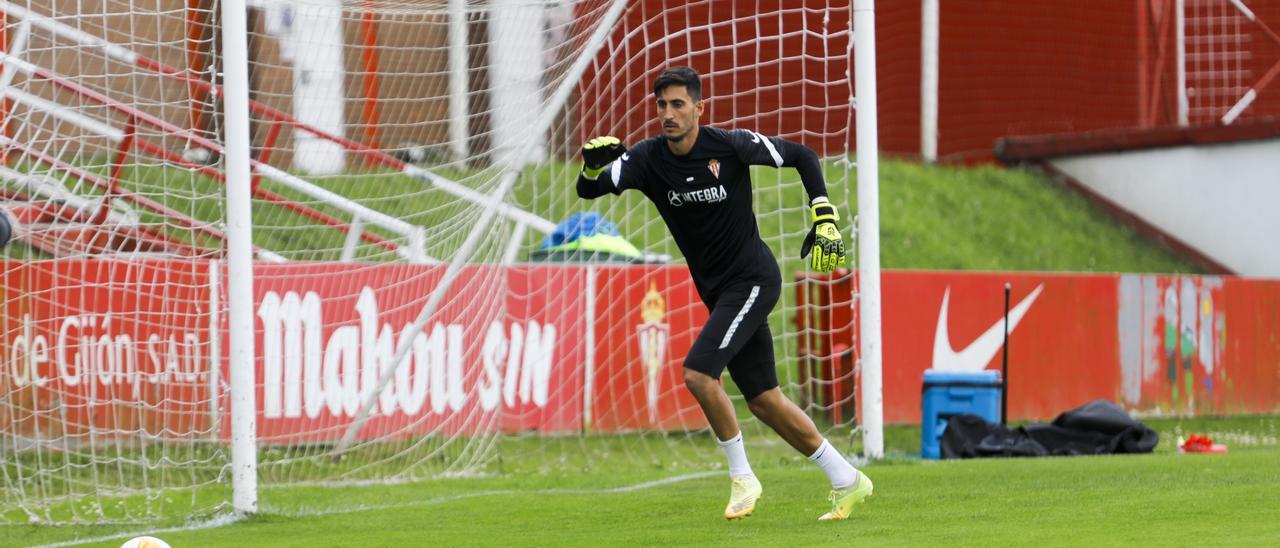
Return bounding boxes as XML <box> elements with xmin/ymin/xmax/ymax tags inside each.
<box><xmin>653</xmin><ymin>67</ymin><xmax>702</xmax><ymax>102</ymax></box>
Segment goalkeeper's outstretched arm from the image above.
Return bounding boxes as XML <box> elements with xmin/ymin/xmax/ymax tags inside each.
<box><xmin>727</xmin><ymin>129</ymin><xmax>828</xmax><ymax>203</ymax></box>
<box><xmin>783</xmin><ymin>139</ymin><xmax>845</xmax><ymax>272</ymax></box>
<box><xmin>727</xmin><ymin>129</ymin><xmax>846</xmax><ymax>272</ymax></box>
<box><xmin>739</xmin><ymin>132</ymin><xmax>846</xmax><ymax>272</ymax></box>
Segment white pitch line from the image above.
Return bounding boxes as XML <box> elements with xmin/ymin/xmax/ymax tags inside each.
<box><xmin>34</xmin><ymin>471</ymin><xmax>719</xmax><ymax>547</ymax></box>
<box><xmin>596</xmin><ymin>471</ymin><xmax>720</xmax><ymax>493</ymax></box>
<box><xmin>35</xmin><ymin>513</ymin><xmax>244</xmax><ymax>548</ymax></box>
<box><xmin>266</xmin><ymin>471</ymin><xmax>720</xmax><ymax>517</ymax></box>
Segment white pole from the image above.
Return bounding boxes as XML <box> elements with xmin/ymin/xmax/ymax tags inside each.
<box><xmin>208</xmin><ymin>259</ymin><xmax>222</xmax><ymax>441</ymax></box>
<box><xmin>1221</xmin><ymin>89</ymin><xmax>1256</xmax><ymax>125</ymax></box>
<box><xmin>448</xmin><ymin>0</ymin><xmax>469</xmax><ymax>161</ymax></box>
<box><xmin>488</xmin><ymin>0</ymin><xmax>547</xmax><ymax>167</ymax></box>
<box><xmin>340</xmin><ymin>216</ymin><xmax>366</xmax><ymax>262</ymax></box>
<box><xmin>582</xmin><ymin>265</ymin><xmax>597</xmax><ymax>431</ymax></box>
<box><xmin>1176</xmin><ymin>0</ymin><xmax>1189</xmax><ymax>126</ymax></box>
<box><xmin>221</xmin><ymin>0</ymin><xmax>258</xmax><ymax>514</ymax></box>
<box><xmin>288</xmin><ymin>0</ymin><xmax>346</xmax><ymax>174</ymax></box>
<box><xmin>854</xmin><ymin>0</ymin><xmax>884</xmax><ymax>461</ymax></box>
<box><xmin>921</xmin><ymin>0</ymin><xmax>939</xmax><ymax>163</ymax></box>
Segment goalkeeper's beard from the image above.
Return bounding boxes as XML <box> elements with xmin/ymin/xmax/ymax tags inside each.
<box><xmin>665</xmin><ymin>125</ymin><xmax>690</xmax><ymax>142</ymax></box>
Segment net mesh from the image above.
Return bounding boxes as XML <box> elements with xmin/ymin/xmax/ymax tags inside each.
<box><xmin>0</xmin><ymin>0</ymin><xmax>860</xmax><ymax>524</ymax></box>
<box><xmin>870</xmin><ymin>0</ymin><xmax>1280</xmax><ymax>162</ymax></box>
<box><xmin>1185</xmin><ymin>0</ymin><xmax>1257</xmax><ymax>124</ymax></box>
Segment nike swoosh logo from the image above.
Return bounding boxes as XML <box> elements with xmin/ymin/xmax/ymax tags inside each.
<box><xmin>932</xmin><ymin>284</ymin><xmax>1044</xmax><ymax>372</ymax></box>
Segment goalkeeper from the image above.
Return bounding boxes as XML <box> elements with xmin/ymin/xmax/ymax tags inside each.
<box><xmin>576</xmin><ymin>67</ymin><xmax>871</xmax><ymax>521</ymax></box>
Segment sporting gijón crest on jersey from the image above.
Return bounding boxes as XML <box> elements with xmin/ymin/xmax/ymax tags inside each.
<box><xmin>578</xmin><ymin>126</ymin><xmax>829</xmax><ymax>300</ymax></box>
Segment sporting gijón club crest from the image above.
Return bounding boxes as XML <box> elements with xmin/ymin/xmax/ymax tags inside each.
<box><xmin>707</xmin><ymin>159</ymin><xmax>720</xmax><ymax>179</ymax></box>
<box><xmin>636</xmin><ymin>281</ymin><xmax>669</xmax><ymax>425</ymax></box>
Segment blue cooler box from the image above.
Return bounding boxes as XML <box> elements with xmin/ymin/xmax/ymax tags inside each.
<box><xmin>920</xmin><ymin>369</ymin><xmax>1002</xmax><ymax>459</ymax></box>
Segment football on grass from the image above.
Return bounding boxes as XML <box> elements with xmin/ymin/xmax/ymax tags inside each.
<box><xmin>120</xmin><ymin>536</ymin><xmax>171</xmax><ymax>548</ymax></box>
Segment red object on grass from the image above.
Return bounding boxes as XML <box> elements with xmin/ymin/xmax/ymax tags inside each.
<box><xmin>1180</xmin><ymin>434</ymin><xmax>1228</xmax><ymax>454</ymax></box>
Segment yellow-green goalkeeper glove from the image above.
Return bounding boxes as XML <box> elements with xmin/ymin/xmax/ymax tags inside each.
<box><xmin>800</xmin><ymin>202</ymin><xmax>846</xmax><ymax>272</ymax></box>
<box><xmin>581</xmin><ymin>136</ymin><xmax>626</xmax><ymax>179</ymax></box>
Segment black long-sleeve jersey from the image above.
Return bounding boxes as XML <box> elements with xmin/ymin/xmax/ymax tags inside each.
<box><xmin>577</xmin><ymin>126</ymin><xmax>829</xmax><ymax>301</ymax></box>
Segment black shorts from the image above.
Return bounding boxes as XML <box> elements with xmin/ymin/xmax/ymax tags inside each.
<box><xmin>683</xmin><ymin>281</ymin><xmax>781</xmax><ymax>401</ymax></box>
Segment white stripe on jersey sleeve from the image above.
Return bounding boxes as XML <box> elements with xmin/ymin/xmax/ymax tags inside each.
<box><xmin>609</xmin><ymin>157</ymin><xmax>623</xmax><ymax>188</ymax></box>
<box><xmin>748</xmin><ymin>130</ymin><xmax>783</xmax><ymax>167</ymax></box>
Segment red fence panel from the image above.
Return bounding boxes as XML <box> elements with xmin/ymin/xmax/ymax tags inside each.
<box><xmin>4</xmin><ymin>261</ymin><xmax>1278</xmax><ymax>443</ymax></box>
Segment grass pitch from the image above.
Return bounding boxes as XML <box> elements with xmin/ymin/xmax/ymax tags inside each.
<box><xmin>0</xmin><ymin>155</ymin><xmax>1219</xmax><ymax>545</ymax></box>
<box><xmin>9</xmin><ymin>415</ymin><xmax>1277</xmax><ymax>547</ymax></box>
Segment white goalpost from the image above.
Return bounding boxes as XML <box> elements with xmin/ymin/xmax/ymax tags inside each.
<box><xmin>221</xmin><ymin>0</ymin><xmax>259</xmax><ymax>514</ymax></box>
<box><xmin>854</xmin><ymin>0</ymin><xmax>885</xmax><ymax>461</ymax></box>
<box><xmin>0</xmin><ymin>0</ymin><xmax>881</xmax><ymax>524</ymax></box>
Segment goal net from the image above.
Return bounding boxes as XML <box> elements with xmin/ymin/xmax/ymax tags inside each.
<box><xmin>0</xmin><ymin>0</ymin><xmax>860</xmax><ymax>525</ymax></box>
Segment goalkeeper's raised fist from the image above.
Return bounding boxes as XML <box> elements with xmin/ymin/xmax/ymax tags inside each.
<box><xmin>581</xmin><ymin>136</ymin><xmax>626</xmax><ymax>179</ymax></box>
<box><xmin>800</xmin><ymin>202</ymin><xmax>846</xmax><ymax>272</ymax></box>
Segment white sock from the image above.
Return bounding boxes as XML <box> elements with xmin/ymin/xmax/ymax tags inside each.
<box><xmin>808</xmin><ymin>438</ymin><xmax>858</xmax><ymax>489</ymax></box>
<box><xmin>717</xmin><ymin>432</ymin><xmax>755</xmax><ymax>478</ymax></box>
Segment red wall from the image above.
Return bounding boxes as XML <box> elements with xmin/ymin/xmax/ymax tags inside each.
<box><xmin>864</xmin><ymin>271</ymin><xmax>1280</xmax><ymax>422</ymax></box>
<box><xmin>580</xmin><ymin>0</ymin><xmax>1280</xmax><ymax>162</ymax></box>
